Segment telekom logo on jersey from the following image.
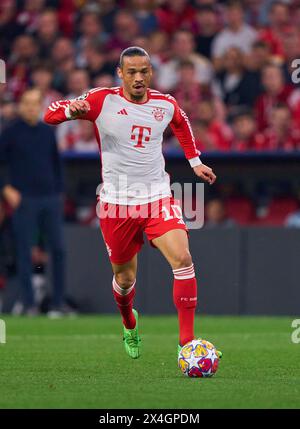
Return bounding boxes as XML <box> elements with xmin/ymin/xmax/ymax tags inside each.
<box><xmin>131</xmin><ymin>125</ymin><xmax>151</xmax><ymax>148</ymax></box>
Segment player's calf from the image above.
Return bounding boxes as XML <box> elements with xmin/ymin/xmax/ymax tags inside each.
<box><xmin>173</xmin><ymin>263</ymin><xmax>197</xmax><ymax>347</ymax></box>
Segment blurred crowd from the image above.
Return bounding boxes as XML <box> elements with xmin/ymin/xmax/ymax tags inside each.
<box><xmin>1</xmin><ymin>0</ymin><xmax>300</xmax><ymax>153</ymax></box>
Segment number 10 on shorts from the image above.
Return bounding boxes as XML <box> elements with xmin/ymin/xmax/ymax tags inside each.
<box><xmin>162</xmin><ymin>204</ymin><xmax>185</xmax><ymax>224</ymax></box>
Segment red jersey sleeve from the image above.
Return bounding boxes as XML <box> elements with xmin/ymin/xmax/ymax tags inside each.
<box><xmin>169</xmin><ymin>97</ymin><xmax>201</xmax><ymax>164</ymax></box>
<box><xmin>44</xmin><ymin>88</ymin><xmax>108</xmax><ymax>125</ymax></box>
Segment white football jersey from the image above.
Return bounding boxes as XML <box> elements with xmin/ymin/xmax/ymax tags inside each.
<box><xmin>45</xmin><ymin>87</ymin><xmax>201</xmax><ymax>205</ymax></box>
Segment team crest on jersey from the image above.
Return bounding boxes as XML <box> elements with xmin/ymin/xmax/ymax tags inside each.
<box><xmin>152</xmin><ymin>107</ymin><xmax>165</xmax><ymax>122</ymax></box>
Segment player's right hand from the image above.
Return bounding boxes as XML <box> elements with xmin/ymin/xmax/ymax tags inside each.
<box><xmin>69</xmin><ymin>100</ymin><xmax>90</xmax><ymax>118</ymax></box>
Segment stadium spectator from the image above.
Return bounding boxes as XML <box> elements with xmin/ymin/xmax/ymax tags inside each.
<box><xmin>7</xmin><ymin>34</ymin><xmax>38</xmax><ymax>100</ymax></box>
<box><xmin>156</xmin><ymin>30</ymin><xmax>212</xmax><ymax>91</ymax></box>
<box><xmin>35</xmin><ymin>9</ymin><xmax>60</xmax><ymax>59</ymax></box>
<box><xmin>56</xmin><ymin>68</ymin><xmax>90</xmax><ymax>151</ymax></box>
<box><xmin>156</xmin><ymin>0</ymin><xmax>196</xmax><ymax>34</ymax></box>
<box><xmin>83</xmin><ymin>41</ymin><xmax>115</xmax><ymax>81</ymax></box>
<box><xmin>244</xmin><ymin>40</ymin><xmax>272</xmax><ymax>74</ymax></box>
<box><xmin>98</xmin><ymin>0</ymin><xmax>118</xmax><ymax>34</ymax></box>
<box><xmin>71</xmin><ymin>121</ymin><xmax>98</xmax><ymax>153</ymax></box>
<box><xmin>105</xmin><ymin>10</ymin><xmax>140</xmax><ymax>64</ymax></box>
<box><xmin>171</xmin><ymin>60</ymin><xmax>203</xmax><ymax>121</ymax></box>
<box><xmin>1</xmin><ymin>0</ymin><xmax>300</xmax><ymax>159</ymax></box>
<box><xmin>147</xmin><ymin>30</ymin><xmax>170</xmax><ymax>68</ymax></box>
<box><xmin>230</xmin><ymin>109</ymin><xmax>259</xmax><ymax>151</ymax></box>
<box><xmin>93</xmin><ymin>73</ymin><xmax>115</xmax><ymax>89</ymax></box>
<box><xmin>214</xmin><ymin>47</ymin><xmax>262</xmax><ymax>115</ymax></box>
<box><xmin>259</xmin><ymin>1</ymin><xmax>290</xmax><ymax>58</ymax></box>
<box><xmin>16</xmin><ymin>0</ymin><xmax>45</xmax><ymax>35</ymax></box>
<box><xmin>204</xmin><ymin>198</ymin><xmax>236</xmax><ymax>228</ymax></box>
<box><xmin>281</xmin><ymin>26</ymin><xmax>300</xmax><ymax>86</ymax></box>
<box><xmin>0</xmin><ymin>0</ymin><xmax>22</xmax><ymax>57</ymax></box>
<box><xmin>0</xmin><ymin>98</ymin><xmax>17</xmax><ymax>133</ymax></box>
<box><xmin>256</xmin><ymin>103</ymin><xmax>300</xmax><ymax>151</ymax></box>
<box><xmin>194</xmin><ymin>4</ymin><xmax>219</xmax><ymax>60</ymax></box>
<box><xmin>129</xmin><ymin>0</ymin><xmax>158</xmax><ymax>35</ymax></box>
<box><xmin>193</xmin><ymin>99</ymin><xmax>232</xmax><ymax>152</ymax></box>
<box><xmin>30</xmin><ymin>63</ymin><xmax>62</xmax><ymax>115</ymax></box>
<box><xmin>76</xmin><ymin>10</ymin><xmax>107</xmax><ymax>67</ymax></box>
<box><xmin>212</xmin><ymin>0</ymin><xmax>257</xmax><ymax>71</ymax></box>
<box><xmin>254</xmin><ymin>63</ymin><xmax>294</xmax><ymax>130</ymax></box>
<box><xmin>0</xmin><ymin>88</ymin><xmax>65</xmax><ymax>316</ymax></box>
<box><xmin>50</xmin><ymin>37</ymin><xmax>76</xmax><ymax>93</ymax></box>
<box><xmin>65</xmin><ymin>67</ymin><xmax>90</xmax><ymax>98</ymax></box>
<box><xmin>285</xmin><ymin>195</ymin><xmax>300</xmax><ymax>227</ymax></box>
<box><xmin>244</xmin><ymin>0</ymin><xmax>271</xmax><ymax>28</ymax></box>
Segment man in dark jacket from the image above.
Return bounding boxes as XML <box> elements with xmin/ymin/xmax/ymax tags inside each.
<box><xmin>0</xmin><ymin>88</ymin><xmax>65</xmax><ymax>316</ymax></box>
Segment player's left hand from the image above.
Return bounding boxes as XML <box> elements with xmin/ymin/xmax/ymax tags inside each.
<box><xmin>193</xmin><ymin>164</ymin><xmax>217</xmax><ymax>185</ymax></box>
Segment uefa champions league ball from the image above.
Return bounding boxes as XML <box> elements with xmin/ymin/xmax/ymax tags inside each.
<box><xmin>178</xmin><ymin>339</ymin><xmax>220</xmax><ymax>378</ymax></box>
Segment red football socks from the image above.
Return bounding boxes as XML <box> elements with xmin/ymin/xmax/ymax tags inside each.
<box><xmin>112</xmin><ymin>276</ymin><xmax>136</xmax><ymax>329</ymax></box>
<box><xmin>173</xmin><ymin>264</ymin><xmax>197</xmax><ymax>346</ymax></box>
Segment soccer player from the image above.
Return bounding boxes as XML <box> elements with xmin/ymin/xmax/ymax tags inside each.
<box><xmin>44</xmin><ymin>47</ymin><xmax>220</xmax><ymax>360</ymax></box>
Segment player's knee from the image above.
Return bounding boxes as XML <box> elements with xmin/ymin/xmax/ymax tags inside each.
<box><xmin>114</xmin><ymin>271</ymin><xmax>136</xmax><ymax>289</ymax></box>
<box><xmin>172</xmin><ymin>250</ymin><xmax>193</xmax><ymax>270</ymax></box>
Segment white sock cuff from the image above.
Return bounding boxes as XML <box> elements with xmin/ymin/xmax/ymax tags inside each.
<box><xmin>173</xmin><ymin>264</ymin><xmax>195</xmax><ymax>280</ymax></box>
<box><xmin>112</xmin><ymin>276</ymin><xmax>136</xmax><ymax>296</ymax></box>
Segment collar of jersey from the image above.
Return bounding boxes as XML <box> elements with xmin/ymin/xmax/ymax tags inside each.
<box><xmin>119</xmin><ymin>87</ymin><xmax>150</xmax><ymax>105</ymax></box>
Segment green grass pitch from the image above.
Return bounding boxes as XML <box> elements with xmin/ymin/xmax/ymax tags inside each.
<box><xmin>0</xmin><ymin>315</ymin><xmax>300</xmax><ymax>409</ymax></box>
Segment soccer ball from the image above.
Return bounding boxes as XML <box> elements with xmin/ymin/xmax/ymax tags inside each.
<box><xmin>178</xmin><ymin>338</ymin><xmax>220</xmax><ymax>378</ymax></box>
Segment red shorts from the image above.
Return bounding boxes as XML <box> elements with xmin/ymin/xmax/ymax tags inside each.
<box><xmin>99</xmin><ymin>197</ymin><xmax>188</xmax><ymax>264</ymax></box>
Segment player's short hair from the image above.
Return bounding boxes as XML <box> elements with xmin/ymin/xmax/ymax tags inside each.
<box><xmin>119</xmin><ymin>46</ymin><xmax>150</xmax><ymax>68</ymax></box>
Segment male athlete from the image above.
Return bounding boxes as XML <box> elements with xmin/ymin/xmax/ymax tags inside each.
<box><xmin>44</xmin><ymin>47</ymin><xmax>220</xmax><ymax>361</ymax></box>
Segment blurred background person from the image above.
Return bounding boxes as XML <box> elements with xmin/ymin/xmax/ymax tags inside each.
<box><xmin>285</xmin><ymin>192</ymin><xmax>300</xmax><ymax>228</ymax></box>
<box><xmin>193</xmin><ymin>99</ymin><xmax>231</xmax><ymax>152</ymax></box>
<box><xmin>171</xmin><ymin>60</ymin><xmax>203</xmax><ymax>121</ymax></box>
<box><xmin>34</xmin><ymin>9</ymin><xmax>60</xmax><ymax>60</ymax></box>
<box><xmin>30</xmin><ymin>63</ymin><xmax>62</xmax><ymax>115</ymax></box>
<box><xmin>204</xmin><ymin>198</ymin><xmax>236</xmax><ymax>228</ymax></box>
<box><xmin>50</xmin><ymin>37</ymin><xmax>76</xmax><ymax>93</ymax></box>
<box><xmin>0</xmin><ymin>88</ymin><xmax>65</xmax><ymax>316</ymax></box>
<box><xmin>254</xmin><ymin>63</ymin><xmax>295</xmax><ymax>131</ymax></box>
<box><xmin>212</xmin><ymin>0</ymin><xmax>257</xmax><ymax>71</ymax></box>
<box><xmin>156</xmin><ymin>29</ymin><xmax>212</xmax><ymax>91</ymax></box>
<box><xmin>259</xmin><ymin>1</ymin><xmax>291</xmax><ymax>58</ymax></box>
<box><xmin>256</xmin><ymin>103</ymin><xmax>300</xmax><ymax>151</ymax></box>
<box><xmin>230</xmin><ymin>108</ymin><xmax>259</xmax><ymax>151</ymax></box>
<box><xmin>72</xmin><ymin>121</ymin><xmax>98</xmax><ymax>153</ymax></box>
<box><xmin>156</xmin><ymin>0</ymin><xmax>196</xmax><ymax>34</ymax></box>
<box><xmin>75</xmin><ymin>9</ymin><xmax>108</xmax><ymax>67</ymax></box>
<box><xmin>129</xmin><ymin>0</ymin><xmax>158</xmax><ymax>36</ymax></box>
<box><xmin>56</xmin><ymin>68</ymin><xmax>90</xmax><ymax>151</ymax></box>
<box><xmin>84</xmin><ymin>40</ymin><xmax>115</xmax><ymax>82</ymax></box>
<box><xmin>194</xmin><ymin>3</ymin><xmax>219</xmax><ymax>60</ymax></box>
<box><xmin>214</xmin><ymin>46</ymin><xmax>262</xmax><ymax>117</ymax></box>
<box><xmin>105</xmin><ymin>9</ymin><xmax>140</xmax><ymax>65</ymax></box>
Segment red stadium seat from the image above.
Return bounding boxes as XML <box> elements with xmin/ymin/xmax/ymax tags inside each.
<box><xmin>224</xmin><ymin>197</ymin><xmax>255</xmax><ymax>225</ymax></box>
<box><xmin>256</xmin><ymin>197</ymin><xmax>299</xmax><ymax>226</ymax></box>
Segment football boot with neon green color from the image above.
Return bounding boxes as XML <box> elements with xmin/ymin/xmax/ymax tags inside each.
<box><xmin>123</xmin><ymin>309</ymin><xmax>141</xmax><ymax>359</ymax></box>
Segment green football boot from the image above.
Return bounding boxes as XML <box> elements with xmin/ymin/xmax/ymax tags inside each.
<box><xmin>123</xmin><ymin>309</ymin><xmax>141</xmax><ymax>359</ymax></box>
